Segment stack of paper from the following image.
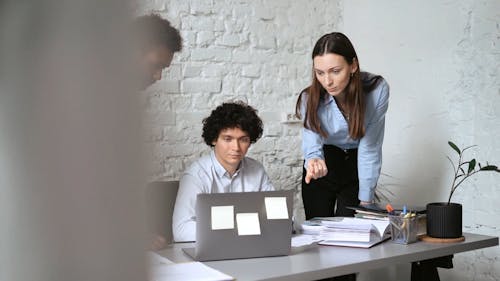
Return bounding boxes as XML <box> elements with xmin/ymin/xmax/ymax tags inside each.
<box><xmin>317</xmin><ymin>217</ymin><xmax>391</xmax><ymax>248</ymax></box>
<box><xmin>320</xmin><ymin>221</ymin><xmax>372</xmax><ymax>242</ymax></box>
<box><xmin>301</xmin><ymin>220</ymin><xmax>325</xmax><ymax>235</ymax></box>
<box><xmin>291</xmin><ymin>234</ymin><xmax>322</xmax><ymax>247</ymax></box>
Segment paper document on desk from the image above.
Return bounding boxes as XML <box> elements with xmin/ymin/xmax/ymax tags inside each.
<box><xmin>147</xmin><ymin>251</ymin><xmax>174</xmax><ymax>266</ymax></box>
<box><xmin>319</xmin><ymin>232</ymin><xmax>390</xmax><ymax>248</ymax></box>
<box><xmin>292</xmin><ymin>234</ymin><xmax>322</xmax><ymax>247</ymax></box>
<box><xmin>318</xmin><ymin>217</ymin><xmax>391</xmax><ymax>248</ymax></box>
<box><xmin>149</xmin><ymin>261</ymin><xmax>234</xmax><ymax>281</ymax></box>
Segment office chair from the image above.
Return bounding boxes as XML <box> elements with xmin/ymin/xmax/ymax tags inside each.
<box><xmin>146</xmin><ymin>180</ymin><xmax>179</xmax><ymax>245</ymax></box>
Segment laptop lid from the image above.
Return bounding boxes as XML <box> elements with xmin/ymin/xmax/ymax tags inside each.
<box><xmin>183</xmin><ymin>190</ymin><xmax>293</xmax><ymax>261</ymax></box>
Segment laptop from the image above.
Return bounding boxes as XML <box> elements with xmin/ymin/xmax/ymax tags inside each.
<box><xmin>183</xmin><ymin>190</ymin><xmax>294</xmax><ymax>261</ymax></box>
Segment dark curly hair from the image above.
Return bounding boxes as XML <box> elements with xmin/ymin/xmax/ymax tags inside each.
<box><xmin>202</xmin><ymin>101</ymin><xmax>263</xmax><ymax>147</ymax></box>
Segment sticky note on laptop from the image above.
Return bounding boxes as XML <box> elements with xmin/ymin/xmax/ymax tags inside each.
<box><xmin>211</xmin><ymin>206</ymin><xmax>234</xmax><ymax>230</ymax></box>
<box><xmin>264</xmin><ymin>197</ymin><xmax>289</xmax><ymax>219</ymax></box>
<box><xmin>236</xmin><ymin>213</ymin><xmax>261</xmax><ymax>235</ymax></box>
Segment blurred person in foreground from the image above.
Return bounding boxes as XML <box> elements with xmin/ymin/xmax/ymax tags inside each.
<box><xmin>132</xmin><ymin>14</ymin><xmax>183</xmax><ymax>250</ymax></box>
<box><xmin>0</xmin><ymin>1</ymin><xmax>152</xmax><ymax>281</ymax></box>
<box><xmin>133</xmin><ymin>13</ymin><xmax>182</xmax><ymax>89</ymax></box>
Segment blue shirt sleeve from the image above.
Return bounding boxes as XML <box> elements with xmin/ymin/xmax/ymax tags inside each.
<box><xmin>357</xmin><ymin>80</ymin><xmax>390</xmax><ymax>201</ymax></box>
<box><xmin>259</xmin><ymin>170</ymin><xmax>275</xmax><ymax>191</ymax></box>
<box><xmin>300</xmin><ymin>92</ymin><xmax>325</xmax><ymax>168</ymax></box>
<box><xmin>172</xmin><ymin>166</ymin><xmax>206</xmax><ymax>242</ymax></box>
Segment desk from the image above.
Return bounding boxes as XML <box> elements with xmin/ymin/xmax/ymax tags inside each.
<box><xmin>159</xmin><ymin>232</ymin><xmax>498</xmax><ymax>281</ymax></box>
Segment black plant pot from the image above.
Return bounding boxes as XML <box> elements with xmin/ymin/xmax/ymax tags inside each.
<box><xmin>426</xmin><ymin>202</ymin><xmax>462</xmax><ymax>238</ymax></box>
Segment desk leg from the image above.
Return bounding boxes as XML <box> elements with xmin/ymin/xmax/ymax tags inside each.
<box><xmin>411</xmin><ymin>255</ymin><xmax>454</xmax><ymax>281</ymax></box>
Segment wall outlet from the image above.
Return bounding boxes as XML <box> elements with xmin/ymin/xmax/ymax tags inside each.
<box><xmin>281</xmin><ymin>112</ymin><xmax>301</xmax><ymax>124</ymax></box>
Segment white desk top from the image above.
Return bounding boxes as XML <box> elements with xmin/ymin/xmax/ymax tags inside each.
<box><xmin>158</xmin><ymin>232</ymin><xmax>498</xmax><ymax>281</ymax></box>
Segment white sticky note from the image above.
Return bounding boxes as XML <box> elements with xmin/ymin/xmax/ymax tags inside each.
<box><xmin>211</xmin><ymin>206</ymin><xmax>234</xmax><ymax>230</ymax></box>
<box><xmin>264</xmin><ymin>197</ymin><xmax>289</xmax><ymax>219</ymax></box>
<box><xmin>236</xmin><ymin>213</ymin><xmax>261</xmax><ymax>236</ymax></box>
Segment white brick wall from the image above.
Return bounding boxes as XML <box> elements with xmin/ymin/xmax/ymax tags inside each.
<box><xmin>137</xmin><ymin>0</ymin><xmax>500</xmax><ymax>279</ymax></box>
<box><xmin>341</xmin><ymin>1</ymin><xmax>500</xmax><ymax>280</ymax></box>
<box><xmin>137</xmin><ymin>0</ymin><xmax>340</xmax><ymax>224</ymax></box>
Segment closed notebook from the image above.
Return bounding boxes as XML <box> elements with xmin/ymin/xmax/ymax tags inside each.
<box><xmin>347</xmin><ymin>203</ymin><xmax>427</xmax><ymax>215</ymax></box>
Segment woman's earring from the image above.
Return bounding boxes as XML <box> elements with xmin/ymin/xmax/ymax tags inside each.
<box><xmin>350</xmin><ymin>72</ymin><xmax>354</xmax><ymax>77</ymax></box>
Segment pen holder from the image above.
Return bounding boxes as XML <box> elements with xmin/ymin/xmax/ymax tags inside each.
<box><xmin>388</xmin><ymin>214</ymin><xmax>418</xmax><ymax>244</ymax></box>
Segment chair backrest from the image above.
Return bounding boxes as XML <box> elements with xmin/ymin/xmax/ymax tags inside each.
<box><xmin>146</xmin><ymin>181</ymin><xmax>179</xmax><ymax>245</ymax></box>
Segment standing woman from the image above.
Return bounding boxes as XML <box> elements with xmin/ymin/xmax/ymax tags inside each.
<box><xmin>296</xmin><ymin>32</ymin><xmax>389</xmax><ymax>221</ymax></box>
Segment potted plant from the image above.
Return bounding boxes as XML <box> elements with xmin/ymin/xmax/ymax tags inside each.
<box><xmin>426</xmin><ymin>141</ymin><xmax>500</xmax><ymax>238</ymax></box>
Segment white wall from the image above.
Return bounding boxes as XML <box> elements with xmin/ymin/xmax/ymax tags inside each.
<box><xmin>342</xmin><ymin>1</ymin><xmax>500</xmax><ymax>280</ymax></box>
<box><xmin>138</xmin><ymin>0</ymin><xmax>500</xmax><ymax>280</ymax></box>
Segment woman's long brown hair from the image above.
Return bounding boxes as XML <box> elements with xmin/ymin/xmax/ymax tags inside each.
<box><xmin>295</xmin><ymin>32</ymin><xmax>380</xmax><ymax>140</ymax></box>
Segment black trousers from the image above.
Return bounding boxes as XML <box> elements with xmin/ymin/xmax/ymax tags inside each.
<box><xmin>302</xmin><ymin>145</ymin><xmax>360</xmax><ymax>220</ymax></box>
<box><xmin>302</xmin><ymin>145</ymin><xmax>360</xmax><ymax>281</ymax></box>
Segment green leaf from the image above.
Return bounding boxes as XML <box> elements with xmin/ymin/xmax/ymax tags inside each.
<box><xmin>468</xmin><ymin>159</ymin><xmax>476</xmax><ymax>173</ymax></box>
<box><xmin>480</xmin><ymin>165</ymin><xmax>499</xmax><ymax>172</ymax></box>
<box><xmin>448</xmin><ymin>141</ymin><xmax>461</xmax><ymax>155</ymax></box>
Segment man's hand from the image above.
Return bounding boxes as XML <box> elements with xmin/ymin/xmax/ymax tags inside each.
<box><xmin>359</xmin><ymin>201</ymin><xmax>373</xmax><ymax>206</ymax></box>
<box><xmin>305</xmin><ymin>158</ymin><xmax>328</xmax><ymax>184</ymax></box>
<box><xmin>150</xmin><ymin>234</ymin><xmax>167</xmax><ymax>251</ymax></box>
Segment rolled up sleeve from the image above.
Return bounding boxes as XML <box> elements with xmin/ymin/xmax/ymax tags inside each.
<box><xmin>357</xmin><ymin>81</ymin><xmax>389</xmax><ymax>202</ymax></box>
<box><xmin>299</xmin><ymin>93</ymin><xmax>325</xmax><ymax>168</ymax></box>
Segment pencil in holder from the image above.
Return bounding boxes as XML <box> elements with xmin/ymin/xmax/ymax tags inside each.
<box><xmin>388</xmin><ymin>213</ymin><xmax>418</xmax><ymax>244</ymax></box>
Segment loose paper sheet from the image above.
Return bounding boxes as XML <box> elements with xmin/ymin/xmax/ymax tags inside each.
<box><xmin>147</xmin><ymin>251</ymin><xmax>174</xmax><ymax>266</ymax></box>
<box><xmin>211</xmin><ymin>206</ymin><xmax>234</xmax><ymax>230</ymax></box>
<box><xmin>150</xmin><ymin>261</ymin><xmax>234</xmax><ymax>281</ymax></box>
<box><xmin>236</xmin><ymin>213</ymin><xmax>261</xmax><ymax>235</ymax></box>
<box><xmin>264</xmin><ymin>197</ymin><xmax>289</xmax><ymax>219</ymax></box>
<box><xmin>291</xmin><ymin>234</ymin><xmax>322</xmax><ymax>247</ymax></box>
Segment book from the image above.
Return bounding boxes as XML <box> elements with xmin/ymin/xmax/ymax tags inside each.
<box><xmin>320</xmin><ymin>223</ymin><xmax>372</xmax><ymax>242</ymax></box>
<box><xmin>317</xmin><ymin>217</ymin><xmax>391</xmax><ymax>248</ymax></box>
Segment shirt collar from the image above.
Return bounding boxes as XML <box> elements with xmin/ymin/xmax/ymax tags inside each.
<box><xmin>210</xmin><ymin>150</ymin><xmax>244</xmax><ymax>178</ymax></box>
<box><xmin>323</xmin><ymin>93</ymin><xmax>334</xmax><ymax>105</ymax></box>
